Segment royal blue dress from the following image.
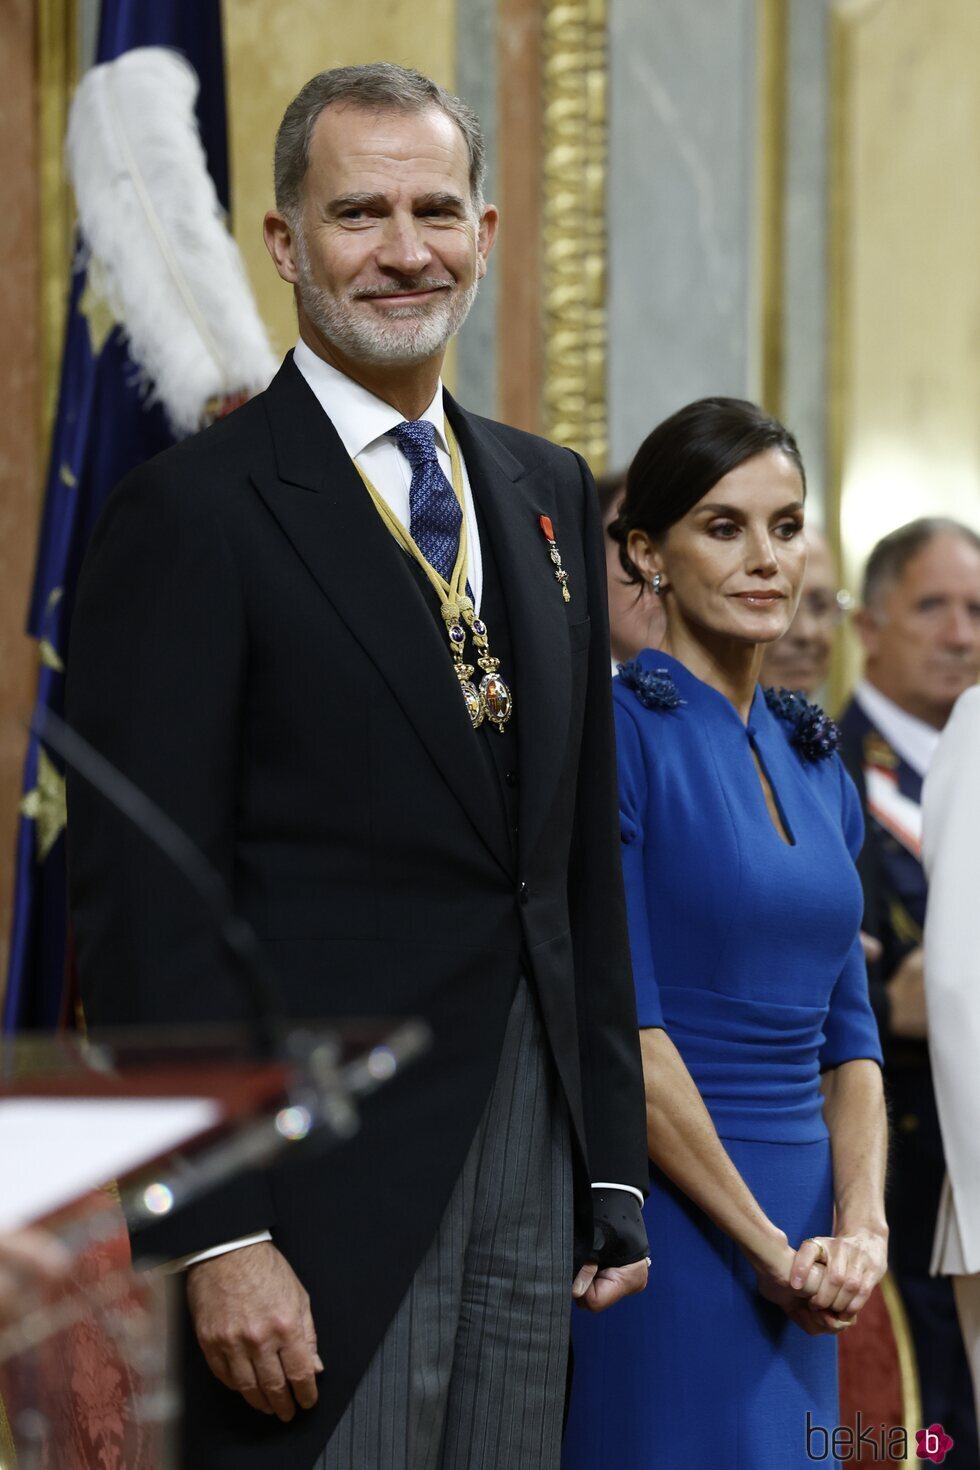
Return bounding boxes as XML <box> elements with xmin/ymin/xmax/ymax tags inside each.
<box><xmin>563</xmin><ymin>651</ymin><xmax>882</xmax><ymax>1470</ymax></box>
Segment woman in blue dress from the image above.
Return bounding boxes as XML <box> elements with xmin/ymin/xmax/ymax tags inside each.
<box><xmin>564</xmin><ymin>399</ymin><xmax>888</xmax><ymax>1468</ymax></box>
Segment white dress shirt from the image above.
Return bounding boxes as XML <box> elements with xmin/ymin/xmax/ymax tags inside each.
<box><xmin>854</xmin><ymin>679</ymin><xmax>942</xmax><ymax>780</ymax></box>
<box><xmin>292</xmin><ymin>337</ymin><xmax>483</xmax><ymax>611</ymax></box>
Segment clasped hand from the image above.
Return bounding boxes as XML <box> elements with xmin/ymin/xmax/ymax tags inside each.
<box><xmin>755</xmin><ymin>1228</ymin><xmax>887</xmax><ymax>1336</ymax></box>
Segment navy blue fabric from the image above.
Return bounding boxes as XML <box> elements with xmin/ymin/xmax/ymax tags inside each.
<box><xmin>392</xmin><ymin>419</ymin><xmax>463</xmax><ymax>583</ymax></box>
<box><xmin>564</xmin><ymin>650</ymin><xmax>881</xmax><ymax>1469</ymax></box>
<box><xmin>4</xmin><ymin>0</ymin><xmax>227</xmax><ymax>1030</ymax></box>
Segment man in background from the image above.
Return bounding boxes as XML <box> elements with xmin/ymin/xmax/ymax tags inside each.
<box><xmin>761</xmin><ymin>526</ymin><xmax>843</xmax><ymax>697</ymax></box>
<box><xmin>839</xmin><ymin>516</ymin><xmax>980</xmax><ymax>1462</ymax></box>
<box><xmin>597</xmin><ymin>469</ymin><xmax>665</xmax><ymax>669</ymax></box>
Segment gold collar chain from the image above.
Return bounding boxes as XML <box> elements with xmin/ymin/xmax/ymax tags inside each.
<box><xmin>353</xmin><ymin>419</ymin><xmax>513</xmax><ymax>733</ymax></box>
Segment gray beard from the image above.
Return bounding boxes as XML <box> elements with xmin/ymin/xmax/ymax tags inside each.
<box><xmin>294</xmin><ymin>237</ymin><xmax>479</xmax><ymax>367</ymax></box>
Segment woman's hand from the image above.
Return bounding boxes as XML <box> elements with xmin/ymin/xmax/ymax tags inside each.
<box><xmin>790</xmin><ymin>1227</ymin><xmax>888</xmax><ymax>1323</ymax></box>
<box><xmin>751</xmin><ymin>1236</ymin><xmax>857</xmax><ymax>1336</ymax></box>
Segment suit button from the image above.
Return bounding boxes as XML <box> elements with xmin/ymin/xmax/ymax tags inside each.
<box><xmin>505</xmin><ymin>770</ymin><xmax>518</xmax><ymax>788</ymax></box>
<box><xmin>518</xmin><ymin>880</ymin><xmax>529</xmax><ymax>905</ymax></box>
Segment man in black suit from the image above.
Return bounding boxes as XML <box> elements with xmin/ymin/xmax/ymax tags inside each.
<box><xmin>839</xmin><ymin>517</ymin><xmax>980</xmax><ymax>1465</ymax></box>
<box><xmin>66</xmin><ymin>63</ymin><xmax>649</xmax><ymax>1470</ymax></box>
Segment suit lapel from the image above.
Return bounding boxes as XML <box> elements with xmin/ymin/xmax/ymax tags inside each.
<box><xmin>446</xmin><ymin>397</ymin><xmax>572</xmax><ymax>864</ymax></box>
<box><xmin>251</xmin><ymin>360</ymin><xmax>512</xmax><ymax>876</ymax></box>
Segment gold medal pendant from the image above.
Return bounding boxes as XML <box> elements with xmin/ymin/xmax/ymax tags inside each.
<box><xmin>442</xmin><ymin>605</ymin><xmax>485</xmax><ymax>729</ymax></box>
<box><xmin>462</xmin><ymin>606</ymin><xmax>513</xmax><ymax>733</ymax></box>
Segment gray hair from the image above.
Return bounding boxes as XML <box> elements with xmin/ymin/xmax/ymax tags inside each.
<box><xmin>862</xmin><ymin>516</ymin><xmax>980</xmax><ymax>607</ymax></box>
<box><xmin>274</xmin><ymin>63</ymin><xmax>486</xmax><ymax>221</ymax></box>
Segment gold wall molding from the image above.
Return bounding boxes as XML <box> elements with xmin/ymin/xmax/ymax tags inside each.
<box><xmin>827</xmin><ymin>0</ymin><xmax>853</xmax><ymax>709</ymax></box>
<box><xmin>540</xmin><ymin>0</ymin><xmax>608</xmax><ymax>469</ymax></box>
<box><xmin>37</xmin><ymin>0</ymin><xmax>77</xmax><ymax>457</ymax></box>
<box><xmin>756</xmin><ymin>0</ymin><xmax>788</xmax><ymax>420</ymax></box>
<box><xmin>879</xmin><ymin>1271</ymin><xmax>922</xmax><ymax>1467</ymax></box>
<box><xmin>0</xmin><ymin>1385</ymin><xmax>16</xmax><ymax>1468</ymax></box>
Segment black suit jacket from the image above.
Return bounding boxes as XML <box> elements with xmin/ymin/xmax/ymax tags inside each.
<box><xmin>66</xmin><ymin>357</ymin><xmax>648</xmax><ymax>1468</ymax></box>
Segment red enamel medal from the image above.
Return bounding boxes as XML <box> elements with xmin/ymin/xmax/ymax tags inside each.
<box><xmin>539</xmin><ymin>515</ymin><xmax>571</xmax><ymax>602</ymax></box>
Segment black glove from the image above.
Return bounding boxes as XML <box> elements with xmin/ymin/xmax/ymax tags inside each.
<box><xmin>590</xmin><ymin>1188</ymin><xmax>649</xmax><ymax>1268</ymax></box>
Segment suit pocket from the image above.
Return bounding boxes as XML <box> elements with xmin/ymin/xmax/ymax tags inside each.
<box><xmin>568</xmin><ymin>616</ymin><xmax>591</xmax><ymax>651</ymax></box>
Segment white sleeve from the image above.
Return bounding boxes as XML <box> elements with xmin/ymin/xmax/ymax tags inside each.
<box><xmin>591</xmin><ymin>1181</ymin><xmax>645</xmax><ymax>1206</ymax></box>
<box><xmin>922</xmin><ymin>686</ymin><xmax>980</xmax><ymax>1271</ymax></box>
<box><xmin>158</xmin><ymin>1229</ymin><xmax>273</xmax><ymax>1274</ymax></box>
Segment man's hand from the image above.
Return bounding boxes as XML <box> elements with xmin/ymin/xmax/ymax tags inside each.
<box><xmin>186</xmin><ymin>1241</ymin><xmax>322</xmax><ymax>1421</ymax></box>
<box><xmin>572</xmin><ymin>1256</ymin><xmax>649</xmax><ymax>1312</ymax></box>
<box><xmin>859</xmin><ymin>931</ymin><xmax>882</xmax><ymax>965</ymax></box>
<box><xmin>886</xmin><ymin>946</ymin><xmax>927</xmax><ymax>1039</ymax></box>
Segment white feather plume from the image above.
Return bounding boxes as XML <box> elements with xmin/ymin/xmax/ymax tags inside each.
<box><xmin>67</xmin><ymin>46</ymin><xmax>278</xmax><ymax>436</ymax></box>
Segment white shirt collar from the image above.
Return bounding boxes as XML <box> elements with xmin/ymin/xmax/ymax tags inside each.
<box><xmin>292</xmin><ymin>337</ymin><xmax>447</xmax><ymax>459</ymax></box>
<box><xmin>854</xmin><ymin>679</ymin><xmax>943</xmax><ymax>779</ymax></box>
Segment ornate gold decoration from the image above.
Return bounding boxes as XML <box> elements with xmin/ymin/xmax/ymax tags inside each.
<box><xmin>39</xmin><ymin>640</ymin><xmax>65</xmax><ymax>674</ymax></box>
<box><xmin>827</xmin><ymin>2</ymin><xmax>855</xmax><ymax>712</ymax></box>
<box><xmin>78</xmin><ymin>265</ymin><xmax>118</xmax><ymax>358</ymax></box>
<box><xmin>20</xmin><ymin>747</ymin><xmax>68</xmax><ymax>862</ymax></box>
<box><xmin>540</xmin><ymin>0</ymin><xmax>608</xmax><ymax>470</ymax></box>
<box><xmin>0</xmin><ymin>1386</ymin><xmax>16</xmax><ymax>1468</ymax></box>
<box><xmin>38</xmin><ymin>0</ymin><xmax>78</xmax><ymax>455</ymax></box>
<box><xmin>879</xmin><ymin>1270</ymin><xmax>922</xmax><ymax>1462</ymax></box>
<box><xmin>889</xmin><ymin>899</ymin><xmax>923</xmax><ymax>949</ymax></box>
<box><xmin>39</xmin><ymin>588</ymin><xmax>65</xmax><ymax>672</ymax></box>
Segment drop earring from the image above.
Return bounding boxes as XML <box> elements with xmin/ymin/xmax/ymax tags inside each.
<box><xmin>651</xmin><ymin>573</ymin><xmax>663</xmax><ymax>595</ymax></box>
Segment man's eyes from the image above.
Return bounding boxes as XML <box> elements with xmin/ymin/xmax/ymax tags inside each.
<box><xmin>337</xmin><ymin>207</ymin><xmax>459</xmax><ymax>221</ymax></box>
<box><xmin>913</xmin><ymin>598</ymin><xmax>980</xmax><ymax>619</ymax></box>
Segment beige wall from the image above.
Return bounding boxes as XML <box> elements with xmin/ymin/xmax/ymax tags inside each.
<box><xmin>832</xmin><ymin>0</ymin><xmax>980</xmax><ymax>589</ymax></box>
<box><xmin>221</xmin><ymin>0</ymin><xmax>457</xmax><ymax>359</ymax></box>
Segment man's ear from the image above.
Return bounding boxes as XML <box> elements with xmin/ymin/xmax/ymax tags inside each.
<box><xmin>852</xmin><ymin>606</ymin><xmax>882</xmax><ymax>658</ymax></box>
<box><xmin>264</xmin><ymin>210</ymin><xmax>301</xmax><ymax>285</ymax></box>
<box><xmin>475</xmin><ymin>204</ymin><xmax>499</xmax><ymax>280</ymax></box>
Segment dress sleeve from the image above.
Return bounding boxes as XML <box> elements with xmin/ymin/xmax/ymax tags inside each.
<box><xmin>613</xmin><ymin>697</ymin><xmax>665</xmax><ymax>1030</ymax></box>
<box><xmin>819</xmin><ymin>759</ymin><xmax>885</xmax><ymax>1070</ymax></box>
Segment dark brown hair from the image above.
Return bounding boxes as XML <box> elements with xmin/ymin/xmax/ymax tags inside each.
<box><xmin>611</xmin><ymin>397</ymin><xmax>806</xmax><ymax>587</ymax></box>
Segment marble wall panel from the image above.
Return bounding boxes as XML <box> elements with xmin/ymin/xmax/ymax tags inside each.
<box><xmin>455</xmin><ymin>0</ymin><xmax>499</xmax><ymax>418</ymax></box>
<box><xmin>782</xmin><ymin>0</ymin><xmax>830</xmax><ymax>522</ymax></box>
<box><xmin>606</xmin><ymin>0</ymin><xmax>759</xmax><ymax>468</ymax></box>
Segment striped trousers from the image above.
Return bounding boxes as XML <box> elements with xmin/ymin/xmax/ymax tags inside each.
<box><xmin>315</xmin><ymin>977</ymin><xmax>573</xmax><ymax>1470</ymax></box>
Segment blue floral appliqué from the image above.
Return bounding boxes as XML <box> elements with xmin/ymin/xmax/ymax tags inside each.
<box><xmin>617</xmin><ymin>660</ymin><xmax>685</xmax><ymax>711</ymax></box>
<box><xmin>764</xmin><ymin>686</ymin><xmax>840</xmax><ymax>762</ymax></box>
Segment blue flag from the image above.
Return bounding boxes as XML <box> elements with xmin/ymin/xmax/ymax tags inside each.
<box><xmin>3</xmin><ymin>0</ymin><xmax>229</xmax><ymax>1030</ymax></box>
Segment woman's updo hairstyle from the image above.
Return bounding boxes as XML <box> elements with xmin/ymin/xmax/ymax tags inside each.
<box><xmin>610</xmin><ymin>397</ymin><xmax>806</xmax><ymax>589</ymax></box>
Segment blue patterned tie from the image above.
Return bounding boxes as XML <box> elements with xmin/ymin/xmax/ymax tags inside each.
<box><xmin>391</xmin><ymin>419</ymin><xmax>462</xmax><ymax>583</ymax></box>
